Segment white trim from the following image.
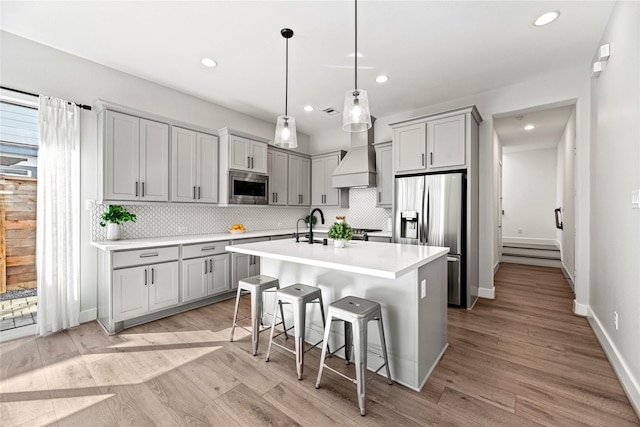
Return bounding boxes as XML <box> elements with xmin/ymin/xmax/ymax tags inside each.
<box><xmin>561</xmin><ymin>262</ymin><xmax>575</xmax><ymax>291</ymax></box>
<box><xmin>502</xmin><ymin>236</ymin><xmax>557</xmax><ymax>246</ymax></box>
<box><xmin>478</xmin><ymin>286</ymin><xmax>495</xmax><ymax>299</ymax></box>
<box><xmin>588</xmin><ymin>307</ymin><xmax>640</xmax><ymax>417</ymax></box>
<box><xmin>0</xmin><ymin>324</ymin><xmax>37</xmax><ymax>343</ymax></box>
<box><xmin>79</xmin><ymin>308</ymin><xmax>97</xmax><ymax>324</ymax></box>
<box><xmin>416</xmin><ymin>343</ymin><xmax>449</xmax><ymax>392</ymax></box>
<box><xmin>573</xmin><ymin>300</ymin><xmax>588</xmax><ymax>316</ymax></box>
<box><xmin>494</xmin><ymin>261</ymin><xmax>500</xmax><ymax>274</ymax></box>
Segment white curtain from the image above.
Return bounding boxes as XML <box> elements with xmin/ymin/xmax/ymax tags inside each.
<box><xmin>36</xmin><ymin>96</ymin><xmax>80</xmax><ymax>335</ymax></box>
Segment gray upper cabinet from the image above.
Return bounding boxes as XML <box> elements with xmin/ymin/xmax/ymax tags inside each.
<box><xmin>288</xmin><ymin>154</ymin><xmax>311</xmax><ymax>206</ymax></box>
<box><xmin>171</xmin><ymin>126</ymin><xmax>219</xmax><ymax>203</ymax></box>
<box><xmin>102</xmin><ymin>110</ymin><xmax>169</xmax><ymax>201</ymax></box>
<box><xmin>229</xmin><ymin>135</ymin><xmax>267</xmax><ymax>174</ymax></box>
<box><xmin>391</xmin><ymin>107</ymin><xmax>478</xmax><ymax>175</ymax></box>
<box><xmin>374</xmin><ymin>142</ymin><xmax>393</xmax><ymax>207</ymax></box>
<box><xmin>267</xmin><ymin>149</ymin><xmax>288</xmax><ymax>205</ymax></box>
<box><xmin>427</xmin><ymin>115</ymin><xmax>466</xmax><ymax>169</ymax></box>
<box><xmin>311</xmin><ymin>151</ymin><xmax>348</xmax><ymax>207</ymax></box>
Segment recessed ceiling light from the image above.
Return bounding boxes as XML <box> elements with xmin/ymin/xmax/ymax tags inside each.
<box><xmin>524</xmin><ymin>124</ymin><xmax>535</xmax><ymax>131</ymax></box>
<box><xmin>201</xmin><ymin>57</ymin><xmax>217</xmax><ymax>68</ymax></box>
<box><xmin>304</xmin><ymin>105</ymin><xmax>314</xmax><ymax>112</ymax></box>
<box><xmin>534</xmin><ymin>11</ymin><xmax>559</xmax><ymax>26</ymax></box>
<box><xmin>376</xmin><ymin>75</ymin><xmax>389</xmax><ymax>83</ymax></box>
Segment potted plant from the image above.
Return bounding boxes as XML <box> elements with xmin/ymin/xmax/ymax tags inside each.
<box><xmin>304</xmin><ymin>214</ymin><xmax>318</xmax><ymax>228</ymax></box>
<box><xmin>99</xmin><ymin>205</ymin><xmax>137</xmax><ymax>240</ymax></box>
<box><xmin>328</xmin><ymin>218</ymin><xmax>353</xmax><ymax>248</ymax></box>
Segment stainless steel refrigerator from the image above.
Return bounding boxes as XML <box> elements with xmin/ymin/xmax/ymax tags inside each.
<box><xmin>394</xmin><ymin>172</ymin><xmax>466</xmax><ymax>307</ymax></box>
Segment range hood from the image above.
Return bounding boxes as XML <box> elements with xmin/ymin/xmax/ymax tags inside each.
<box><xmin>331</xmin><ymin>119</ymin><xmax>377</xmax><ymax>188</ymax></box>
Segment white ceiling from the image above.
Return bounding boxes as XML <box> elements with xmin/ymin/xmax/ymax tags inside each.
<box><xmin>0</xmin><ymin>1</ymin><xmax>614</xmax><ymax>137</ymax></box>
<box><xmin>495</xmin><ymin>104</ymin><xmax>575</xmax><ymax>152</ymax></box>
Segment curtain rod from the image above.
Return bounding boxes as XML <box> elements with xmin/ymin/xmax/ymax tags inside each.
<box><xmin>0</xmin><ymin>85</ymin><xmax>92</xmax><ymax>111</ymax></box>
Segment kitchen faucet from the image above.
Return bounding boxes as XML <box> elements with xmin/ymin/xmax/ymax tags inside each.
<box><xmin>295</xmin><ymin>217</ymin><xmax>306</xmax><ymax>242</ymax></box>
<box><xmin>308</xmin><ymin>208</ymin><xmax>325</xmax><ymax>244</ymax></box>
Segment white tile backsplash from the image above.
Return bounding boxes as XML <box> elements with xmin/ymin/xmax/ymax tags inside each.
<box><xmin>91</xmin><ymin>187</ymin><xmax>391</xmax><ymax>240</ymax></box>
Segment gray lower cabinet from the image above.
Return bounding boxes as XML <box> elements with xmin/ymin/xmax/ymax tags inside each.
<box><xmin>111</xmin><ymin>247</ymin><xmax>180</xmax><ymax>322</ymax></box>
<box><xmin>230</xmin><ymin>237</ymin><xmax>269</xmax><ymax>289</ymax></box>
<box><xmin>181</xmin><ymin>241</ymin><xmax>230</xmax><ymax>302</ymax></box>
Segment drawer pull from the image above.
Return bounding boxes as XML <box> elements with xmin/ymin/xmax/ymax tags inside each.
<box><xmin>139</xmin><ymin>252</ymin><xmax>159</xmax><ymax>258</ymax></box>
<box><xmin>201</xmin><ymin>246</ymin><xmax>217</xmax><ymax>251</ymax></box>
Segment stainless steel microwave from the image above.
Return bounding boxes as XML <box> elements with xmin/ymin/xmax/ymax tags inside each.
<box><xmin>229</xmin><ymin>171</ymin><xmax>269</xmax><ymax>204</ymax></box>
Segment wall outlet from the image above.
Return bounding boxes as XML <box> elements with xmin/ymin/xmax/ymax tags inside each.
<box><xmin>517</xmin><ymin>228</ymin><xmax>523</xmax><ymax>235</ymax></box>
<box><xmin>614</xmin><ymin>311</ymin><xmax>619</xmax><ymax>330</ymax></box>
<box><xmin>177</xmin><ymin>226</ymin><xmax>188</xmax><ymax>234</ymax></box>
<box><xmin>421</xmin><ymin>279</ymin><xmax>427</xmax><ymax>299</ymax></box>
<box><xmin>632</xmin><ymin>189</ymin><xmax>640</xmax><ymax>209</ymax></box>
<box><xmin>85</xmin><ymin>199</ymin><xmax>95</xmax><ymax>211</ymax></box>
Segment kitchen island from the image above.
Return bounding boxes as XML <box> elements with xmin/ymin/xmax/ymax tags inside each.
<box><xmin>225</xmin><ymin>238</ymin><xmax>449</xmax><ymax>391</ymax></box>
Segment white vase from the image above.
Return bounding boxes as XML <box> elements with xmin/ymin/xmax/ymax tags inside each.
<box><xmin>106</xmin><ymin>223</ymin><xmax>121</xmax><ymax>240</ymax></box>
<box><xmin>334</xmin><ymin>239</ymin><xmax>347</xmax><ymax>248</ymax></box>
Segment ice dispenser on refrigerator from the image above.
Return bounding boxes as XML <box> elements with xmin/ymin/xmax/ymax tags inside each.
<box><xmin>399</xmin><ymin>211</ymin><xmax>419</xmax><ymax>241</ymax></box>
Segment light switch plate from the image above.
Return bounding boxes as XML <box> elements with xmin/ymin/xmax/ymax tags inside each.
<box><xmin>421</xmin><ymin>279</ymin><xmax>427</xmax><ymax>299</ymax></box>
<box><xmin>632</xmin><ymin>189</ymin><xmax>640</xmax><ymax>209</ymax></box>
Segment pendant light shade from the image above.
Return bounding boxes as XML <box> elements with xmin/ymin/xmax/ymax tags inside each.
<box><xmin>342</xmin><ymin>89</ymin><xmax>371</xmax><ymax>132</ymax></box>
<box><xmin>274</xmin><ymin>28</ymin><xmax>297</xmax><ymax>149</ymax></box>
<box><xmin>342</xmin><ymin>0</ymin><xmax>371</xmax><ymax>132</ymax></box>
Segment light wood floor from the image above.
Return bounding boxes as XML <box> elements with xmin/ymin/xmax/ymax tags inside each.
<box><xmin>1</xmin><ymin>263</ymin><xmax>638</xmax><ymax>426</ymax></box>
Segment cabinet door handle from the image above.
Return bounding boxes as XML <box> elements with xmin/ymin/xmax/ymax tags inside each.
<box><xmin>421</xmin><ymin>153</ymin><xmax>425</xmax><ymax>166</ymax></box>
<box><xmin>204</xmin><ymin>260</ymin><xmax>208</xmax><ymax>274</ymax></box>
<box><xmin>379</xmin><ymin>191</ymin><xmax>382</xmax><ymax>202</ymax></box>
<box><xmin>209</xmin><ymin>259</ymin><xmax>213</xmax><ymax>273</ymax></box>
<box><xmin>151</xmin><ymin>268</ymin><xmax>155</xmax><ymax>284</ymax></box>
<box><xmin>135</xmin><ymin>181</ymin><xmax>139</xmax><ymax>197</ymax></box>
<box><xmin>198</xmin><ymin>186</ymin><xmax>201</xmax><ymax>199</ymax></box>
<box><xmin>144</xmin><ymin>268</ymin><xmax>148</xmax><ymax>286</ymax></box>
<box><xmin>193</xmin><ymin>186</ymin><xmax>196</xmax><ymax>199</ymax></box>
<box><xmin>251</xmin><ymin>157</ymin><xmax>254</xmax><ymax>169</ymax></box>
<box><xmin>430</xmin><ymin>152</ymin><xmax>433</xmax><ymax>165</ymax></box>
<box><xmin>142</xmin><ymin>182</ymin><xmax>145</xmax><ymax>197</ymax></box>
<box><xmin>247</xmin><ymin>156</ymin><xmax>251</xmax><ymax>168</ymax></box>
<box><xmin>140</xmin><ymin>252</ymin><xmax>159</xmax><ymax>258</ymax></box>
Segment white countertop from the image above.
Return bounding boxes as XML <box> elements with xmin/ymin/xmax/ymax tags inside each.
<box><xmin>90</xmin><ymin>229</ymin><xmax>297</xmax><ymax>251</ymax></box>
<box><xmin>225</xmin><ymin>239</ymin><xmax>449</xmax><ymax>279</ymax></box>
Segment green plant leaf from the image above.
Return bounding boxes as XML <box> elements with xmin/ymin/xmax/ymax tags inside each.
<box><xmin>328</xmin><ymin>222</ymin><xmax>353</xmax><ymax>240</ymax></box>
<box><xmin>99</xmin><ymin>205</ymin><xmax>137</xmax><ymax>227</ymax></box>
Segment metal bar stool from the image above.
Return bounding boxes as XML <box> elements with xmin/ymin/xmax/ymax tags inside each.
<box><xmin>230</xmin><ymin>275</ymin><xmax>287</xmax><ymax>356</ymax></box>
<box><xmin>315</xmin><ymin>295</ymin><xmax>393</xmax><ymax>416</ymax></box>
<box><xmin>265</xmin><ymin>283</ymin><xmax>328</xmax><ymax>380</ymax></box>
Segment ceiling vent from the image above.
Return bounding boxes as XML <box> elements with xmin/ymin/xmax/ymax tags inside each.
<box><xmin>322</xmin><ymin>107</ymin><xmax>339</xmax><ymax>116</ymax></box>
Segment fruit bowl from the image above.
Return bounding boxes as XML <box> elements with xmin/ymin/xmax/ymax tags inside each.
<box><xmin>229</xmin><ymin>229</ymin><xmax>246</xmax><ymax>234</ymax></box>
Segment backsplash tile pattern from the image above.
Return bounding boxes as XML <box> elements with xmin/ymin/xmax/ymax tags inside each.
<box><xmin>91</xmin><ymin>188</ymin><xmax>392</xmax><ymax>241</ymax></box>
<box><xmin>321</xmin><ymin>187</ymin><xmax>392</xmax><ymax>229</ymax></box>
<box><xmin>91</xmin><ymin>204</ymin><xmax>308</xmax><ymax>241</ymax></box>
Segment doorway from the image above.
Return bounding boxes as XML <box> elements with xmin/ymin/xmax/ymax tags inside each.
<box><xmin>493</xmin><ymin>103</ymin><xmax>576</xmax><ymax>284</ymax></box>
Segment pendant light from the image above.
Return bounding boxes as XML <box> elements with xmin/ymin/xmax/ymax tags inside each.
<box><xmin>342</xmin><ymin>0</ymin><xmax>371</xmax><ymax>132</ymax></box>
<box><xmin>274</xmin><ymin>28</ymin><xmax>297</xmax><ymax>148</ymax></box>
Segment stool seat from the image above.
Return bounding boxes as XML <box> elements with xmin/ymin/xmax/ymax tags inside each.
<box><xmin>328</xmin><ymin>296</ymin><xmax>380</xmax><ymax>318</ymax></box>
<box><xmin>240</xmin><ymin>275</ymin><xmax>279</xmax><ymax>289</ymax></box>
<box><xmin>230</xmin><ymin>275</ymin><xmax>286</xmax><ymax>356</ymax></box>
<box><xmin>315</xmin><ymin>295</ymin><xmax>392</xmax><ymax>416</ymax></box>
<box><xmin>266</xmin><ymin>283</ymin><xmax>328</xmax><ymax>380</ymax></box>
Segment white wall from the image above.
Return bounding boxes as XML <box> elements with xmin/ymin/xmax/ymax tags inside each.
<box><xmin>314</xmin><ymin>67</ymin><xmax>592</xmax><ymax>304</ymax></box>
<box><xmin>493</xmin><ymin>129</ymin><xmax>503</xmax><ymax>271</ymax></box>
<box><xmin>0</xmin><ymin>31</ymin><xmax>311</xmax><ymax>321</ymax></box>
<box><xmin>588</xmin><ymin>1</ymin><xmax>640</xmax><ymax>412</ymax></box>
<box><xmin>556</xmin><ymin>107</ymin><xmax>576</xmax><ymax>282</ymax></box>
<box><xmin>502</xmin><ymin>147</ymin><xmax>558</xmax><ymax>244</ymax></box>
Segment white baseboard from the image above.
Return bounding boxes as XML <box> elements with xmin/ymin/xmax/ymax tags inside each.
<box><xmin>573</xmin><ymin>300</ymin><xmax>588</xmax><ymax>316</ymax></box>
<box><xmin>79</xmin><ymin>308</ymin><xmax>97</xmax><ymax>324</ymax></box>
<box><xmin>502</xmin><ymin>236</ymin><xmax>557</xmax><ymax>246</ymax></box>
<box><xmin>478</xmin><ymin>286</ymin><xmax>495</xmax><ymax>299</ymax></box>
<box><xmin>494</xmin><ymin>261</ymin><xmax>500</xmax><ymax>274</ymax></box>
<box><xmin>0</xmin><ymin>324</ymin><xmax>36</xmax><ymax>343</ymax></box>
<box><xmin>587</xmin><ymin>307</ymin><xmax>640</xmax><ymax>417</ymax></box>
